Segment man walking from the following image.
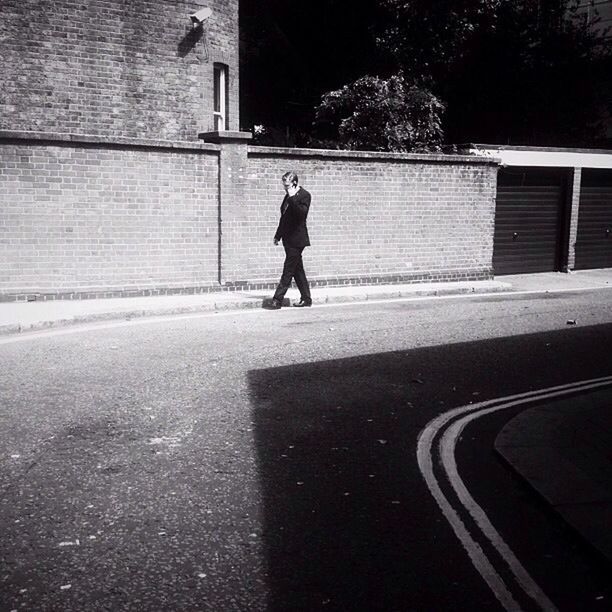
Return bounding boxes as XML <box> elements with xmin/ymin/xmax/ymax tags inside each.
<box><xmin>266</xmin><ymin>171</ymin><xmax>312</xmax><ymax>309</ymax></box>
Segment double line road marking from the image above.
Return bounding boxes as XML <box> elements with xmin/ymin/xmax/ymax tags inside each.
<box><xmin>417</xmin><ymin>376</ymin><xmax>612</xmax><ymax>611</ymax></box>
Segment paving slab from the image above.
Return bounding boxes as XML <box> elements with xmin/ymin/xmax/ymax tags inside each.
<box><xmin>500</xmin><ymin>270</ymin><xmax>612</xmax><ymax>292</ymax></box>
<box><xmin>495</xmin><ymin>387</ymin><xmax>612</xmax><ymax>564</ymax></box>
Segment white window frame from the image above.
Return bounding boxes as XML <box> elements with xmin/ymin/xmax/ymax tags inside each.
<box><xmin>213</xmin><ymin>64</ymin><xmax>228</xmax><ymax>131</ymax></box>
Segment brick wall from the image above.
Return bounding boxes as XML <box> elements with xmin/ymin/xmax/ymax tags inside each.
<box><xmin>0</xmin><ymin>0</ymin><xmax>239</xmax><ymax>139</ymax></box>
<box><xmin>241</xmin><ymin>148</ymin><xmax>498</xmax><ymax>286</ymax></box>
<box><xmin>0</xmin><ymin>134</ymin><xmax>499</xmax><ymax>299</ymax></box>
<box><xmin>0</xmin><ymin>0</ymin><xmax>500</xmax><ymax>299</ymax></box>
<box><xmin>0</xmin><ymin>134</ymin><xmax>220</xmax><ymax>297</ymax></box>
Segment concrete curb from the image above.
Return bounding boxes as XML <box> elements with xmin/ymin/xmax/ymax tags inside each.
<box><xmin>0</xmin><ymin>280</ymin><xmax>510</xmax><ymax>336</ymax></box>
<box><xmin>0</xmin><ymin>298</ymin><xmax>263</xmax><ymax>336</ymax></box>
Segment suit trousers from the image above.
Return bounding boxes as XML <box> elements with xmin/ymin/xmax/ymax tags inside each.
<box><xmin>273</xmin><ymin>246</ymin><xmax>311</xmax><ymax>302</ymax></box>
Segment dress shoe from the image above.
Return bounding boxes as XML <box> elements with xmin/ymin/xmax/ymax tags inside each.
<box><xmin>264</xmin><ymin>298</ymin><xmax>282</xmax><ymax>310</ymax></box>
<box><xmin>293</xmin><ymin>298</ymin><xmax>312</xmax><ymax>307</ymax></box>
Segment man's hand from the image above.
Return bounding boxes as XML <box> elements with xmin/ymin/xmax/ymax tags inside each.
<box><xmin>273</xmin><ymin>238</ymin><xmax>279</xmax><ymax>246</ymax></box>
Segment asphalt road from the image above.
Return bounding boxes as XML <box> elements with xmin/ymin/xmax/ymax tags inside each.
<box><xmin>1</xmin><ymin>289</ymin><xmax>612</xmax><ymax>611</ymax></box>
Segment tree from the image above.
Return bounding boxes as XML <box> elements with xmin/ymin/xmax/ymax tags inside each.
<box><xmin>375</xmin><ymin>0</ymin><xmax>612</xmax><ymax>146</ymax></box>
<box><xmin>240</xmin><ymin>0</ymin><xmax>612</xmax><ymax>149</ymax></box>
<box><xmin>310</xmin><ymin>73</ymin><xmax>444</xmax><ymax>152</ymax></box>
<box><xmin>307</xmin><ymin>0</ymin><xmax>502</xmax><ymax>150</ymax></box>
<box><xmin>375</xmin><ymin>0</ymin><xmax>503</xmax><ymax>86</ymax></box>
<box><xmin>239</xmin><ymin>0</ymin><xmax>385</xmax><ymax>146</ymax></box>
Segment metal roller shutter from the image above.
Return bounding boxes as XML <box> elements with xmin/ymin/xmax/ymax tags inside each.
<box><xmin>575</xmin><ymin>169</ymin><xmax>612</xmax><ymax>270</ymax></box>
<box><xmin>493</xmin><ymin>168</ymin><xmax>568</xmax><ymax>275</ymax></box>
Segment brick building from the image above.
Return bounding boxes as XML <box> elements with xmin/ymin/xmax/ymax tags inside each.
<box><xmin>0</xmin><ymin>0</ymin><xmax>240</xmax><ymax>139</ymax></box>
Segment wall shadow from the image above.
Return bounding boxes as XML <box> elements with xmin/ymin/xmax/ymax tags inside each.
<box><xmin>248</xmin><ymin>323</ymin><xmax>612</xmax><ymax>611</ymax></box>
<box><xmin>178</xmin><ymin>27</ymin><xmax>204</xmax><ymax>58</ymax></box>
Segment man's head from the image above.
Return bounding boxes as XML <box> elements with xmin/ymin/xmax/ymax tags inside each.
<box><xmin>282</xmin><ymin>171</ymin><xmax>299</xmax><ymax>194</ymax></box>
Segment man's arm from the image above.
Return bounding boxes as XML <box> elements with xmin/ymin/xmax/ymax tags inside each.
<box><xmin>289</xmin><ymin>189</ymin><xmax>310</xmax><ymax>221</ymax></box>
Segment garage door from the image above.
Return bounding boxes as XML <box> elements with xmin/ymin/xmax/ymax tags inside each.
<box><xmin>575</xmin><ymin>169</ymin><xmax>612</xmax><ymax>270</ymax></box>
<box><xmin>493</xmin><ymin>168</ymin><xmax>568</xmax><ymax>275</ymax></box>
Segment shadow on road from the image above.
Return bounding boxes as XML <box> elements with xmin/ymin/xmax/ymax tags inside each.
<box><xmin>247</xmin><ymin>324</ymin><xmax>612</xmax><ymax>611</ymax></box>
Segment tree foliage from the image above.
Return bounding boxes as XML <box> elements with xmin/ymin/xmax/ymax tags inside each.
<box><xmin>324</xmin><ymin>0</ymin><xmax>611</xmax><ymax>148</ymax></box>
<box><xmin>239</xmin><ymin>0</ymin><xmax>384</xmax><ymax>146</ymax></box>
<box><xmin>311</xmin><ymin>74</ymin><xmax>444</xmax><ymax>152</ymax></box>
<box><xmin>441</xmin><ymin>0</ymin><xmax>612</xmax><ymax>144</ymax></box>
<box><xmin>241</xmin><ymin>0</ymin><xmax>612</xmax><ymax>149</ymax></box>
<box><xmin>376</xmin><ymin>0</ymin><xmax>503</xmax><ymax>86</ymax></box>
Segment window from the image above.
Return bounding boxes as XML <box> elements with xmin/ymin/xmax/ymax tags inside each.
<box><xmin>213</xmin><ymin>63</ymin><xmax>228</xmax><ymax>131</ymax></box>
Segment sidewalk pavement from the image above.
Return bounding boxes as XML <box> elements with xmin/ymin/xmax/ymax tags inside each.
<box><xmin>2</xmin><ymin>268</ymin><xmax>612</xmax><ymax>568</ymax></box>
<box><xmin>0</xmin><ymin>276</ymin><xmax>512</xmax><ymax>336</ymax></box>
<box><xmin>1</xmin><ymin>269</ymin><xmax>611</xmax><ymax>336</ymax></box>
<box><xmin>495</xmin><ymin>386</ymin><xmax>612</xmax><ymax>567</ymax></box>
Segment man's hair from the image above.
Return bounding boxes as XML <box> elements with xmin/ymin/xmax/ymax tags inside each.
<box><xmin>282</xmin><ymin>171</ymin><xmax>298</xmax><ymax>186</ymax></box>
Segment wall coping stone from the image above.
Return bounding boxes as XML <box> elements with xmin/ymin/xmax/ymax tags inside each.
<box><xmin>199</xmin><ymin>130</ymin><xmax>253</xmax><ymax>143</ymax></box>
<box><xmin>0</xmin><ymin>130</ymin><xmax>220</xmax><ymax>152</ymax></box>
<box><xmin>460</xmin><ymin>142</ymin><xmax>612</xmax><ymax>169</ymax></box>
<box><xmin>462</xmin><ymin>143</ymin><xmax>612</xmax><ymax>155</ymax></box>
<box><xmin>247</xmin><ymin>144</ymin><xmax>501</xmax><ymax>165</ymax></box>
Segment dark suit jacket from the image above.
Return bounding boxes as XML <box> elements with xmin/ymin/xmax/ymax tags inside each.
<box><xmin>274</xmin><ymin>187</ymin><xmax>311</xmax><ymax>248</ymax></box>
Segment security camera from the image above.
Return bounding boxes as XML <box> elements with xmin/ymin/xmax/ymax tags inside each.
<box><xmin>190</xmin><ymin>7</ymin><xmax>212</xmax><ymax>27</ymax></box>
